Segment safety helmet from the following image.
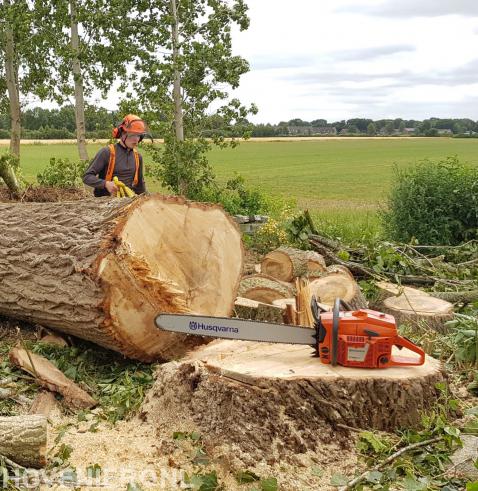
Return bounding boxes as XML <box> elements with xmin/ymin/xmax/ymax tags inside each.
<box><xmin>112</xmin><ymin>114</ymin><xmax>148</xmax><ymax>139</ymax></box>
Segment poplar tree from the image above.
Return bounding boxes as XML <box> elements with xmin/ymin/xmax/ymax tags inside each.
<box><xmin>124</xmin><ymin>0</ymin><xmax>257</xmax><ymax>197</ymax></box>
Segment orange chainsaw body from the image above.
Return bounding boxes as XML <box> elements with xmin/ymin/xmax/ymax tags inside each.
<box><xmin>317</xmin><ymin>308</ymin><xmax>425</xmax><ymax>368</ymax></box>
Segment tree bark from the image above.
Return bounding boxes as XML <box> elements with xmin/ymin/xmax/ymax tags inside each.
<box><xmin>0</xmin><ymin>194</ymin><xmax>243</xmax><ymax>361</ymax></box>
<box><xmin>0</xmin><ymin>415</ymin><xmax>47</xmax><ymax>468</ymax></box>
<box><xmin>140</xmin><ymin>340</ymin><xmax>444</xmax><ymax>467</ymax></box>
<box><xmin>70</xmin><ymin>0</ymin><xmax>88</xmax><ymax>161</ymax></box>
<box><xmin>233</xmin><ymin>297</ymin><xmax>285</xmax><ymax>324</ymax></box>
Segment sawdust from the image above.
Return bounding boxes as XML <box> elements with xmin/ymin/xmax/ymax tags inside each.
<box><xmin>36</xmin><ymin>409</ymin><xmax>358</xmax><ymax>491</ymax></box>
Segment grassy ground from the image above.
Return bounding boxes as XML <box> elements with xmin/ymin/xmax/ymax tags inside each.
<box><xmin>12</xmin><ymin>138</ymin><xmax>478</xmax><ymax>241</ymax></box>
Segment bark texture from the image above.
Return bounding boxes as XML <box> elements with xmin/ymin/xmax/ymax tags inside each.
<box><xmin>0</xmin><ymin>415</ymin><xmax>47</xmax><ymax>468</ymax></box>
<box><xmin>233</xmin><ymin>297</ymin><xmax>285</xmax><ymax>324</ymax></box>
<box><xmin>0</xmin><ymin>195</ymin><xmax>243</xmax><ymax>361</ymax></box>
<box><xmin>140</xmin><ymin>340</ymin><xmax>444</xmax><ymax>466</ymax></box>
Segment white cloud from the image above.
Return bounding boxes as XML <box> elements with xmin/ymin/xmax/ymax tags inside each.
<box><xmin>229</xmin><ymin>0</ymin><xmax>478</xmax><ymax>122</ymax></box>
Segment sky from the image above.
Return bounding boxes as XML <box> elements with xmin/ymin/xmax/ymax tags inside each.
<box><xmin>226</xmin><ymin>0</ymin><xmax>478</xmax><ymax>123</ymax></box>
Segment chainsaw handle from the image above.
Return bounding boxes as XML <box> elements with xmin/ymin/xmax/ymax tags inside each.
<box><xmin>390</xmin><ymin>336</ymin><xmax>425</xmax><ymax>366</ymax></box>
<box><xmin>331</xmin><ymin>298</ymin><xmax>353</xmax><ymax>366</ymax></box>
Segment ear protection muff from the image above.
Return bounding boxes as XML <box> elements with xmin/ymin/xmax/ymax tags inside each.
<box><xmin>112</xmin><ymin>124</ymin><xmax>123</xmax><ymax>139</ymax></box>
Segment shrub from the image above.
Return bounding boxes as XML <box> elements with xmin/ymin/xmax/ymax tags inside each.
<box><xmin>37</xmin><ymin>157</ymin><xmax>89</xmax><ymax>188</ymax></box>
<box><xmin>381</xmin><ymin>156</ymin><xmax>478</xmax><ymax>245</ymax></box>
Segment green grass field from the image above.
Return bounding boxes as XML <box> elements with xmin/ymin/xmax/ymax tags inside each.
<box><xmin>12</xmin><ymin>137</ymin><xmax>478</xmax><ymax>241</ymax></box>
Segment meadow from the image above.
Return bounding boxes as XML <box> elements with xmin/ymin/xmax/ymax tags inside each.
<box><xmin>12</xmin><ymin>137</ymin><xmax>478</xmax><ymax>241</ymax></box>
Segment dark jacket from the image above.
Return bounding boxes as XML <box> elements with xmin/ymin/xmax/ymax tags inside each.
<box><xmin>83</xmin><ymin>143</ymin><xmax>146</xmax><ymax>196</ymax></box>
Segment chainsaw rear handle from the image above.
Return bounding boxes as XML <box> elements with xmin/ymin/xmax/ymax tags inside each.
<box><xmin>389</xmin><ymin>335</ymin><xmax>426</xmax><ymax>366</ymax></box>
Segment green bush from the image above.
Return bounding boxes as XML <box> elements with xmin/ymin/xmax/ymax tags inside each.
<box><xmin>381</xmin><ymin>156</ymin><xmax>478</xmax><ymax>245</ymax></box>
<box><xmin>37</xmin><ymin>157</ymin><xmax>89</xmax><ymax>188</ymax></box>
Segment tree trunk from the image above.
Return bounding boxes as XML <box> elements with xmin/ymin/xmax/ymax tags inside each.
<box><xmin>70</xmin><ymin>0</ymin><xmax>88</xmax><ymax>161</ymax></box>
<box><xmin>238</xmin><ymin>274</ymin><xmax>295</xmax><ymax>304</ymax></box>
<box><xmin>0</xmin><ymin>195</ymin><xmax>243</xmax><ymax>361</ymax></box>
<box><xmin>261</xmin><ymin>247</ymin><xmax>326</xmax><ymax>282</ymax></box>
<box><xmin>2</xmin><ymin>5</ymin><xmax>21</xmax><ymax>194</ymax></box>
<box><xmin>140</xmin><ymin>340</ymin><xmax>443</xmax><ymax>468</ymax></box>
<box><xmin>0</xmin><ymin>415</ymin><xmax>47</xmax><ymax>468</ymax></box>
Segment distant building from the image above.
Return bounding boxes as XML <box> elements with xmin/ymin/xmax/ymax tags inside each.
<box><xmin>436</xmin><ymin>129</ymin><xmax>453</xmax><ymax>135</ymax></box>
<box><xmin>403</xmin><ymin>128</ymin><xmax>416</xmax><ymax>134</ymax></box>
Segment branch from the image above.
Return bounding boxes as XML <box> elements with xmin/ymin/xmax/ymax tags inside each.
<box><xmin>338</xmin><ymin>436</ymin><xmax>443</xmax><ymax>491</ymax></box>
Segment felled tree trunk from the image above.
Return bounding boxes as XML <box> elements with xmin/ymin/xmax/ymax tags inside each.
<box><xmin>261</xmin><ymin>247</ymin><xmax>326</xmax><ymax>281</ymax></box>
<box><xmin>0</xmin><ymin>195</ymin><xmax>243</xmax><ymax>361</ymax></box>
<box><xmin>233</xmin><ymin>297</ymin><xmax>285</xmax><ymax>324</ymax></box>
<box><xmin>0</xmin><ymin>415</ymin><xmax>47</xmax><ymax>468</ymax></box>
<box><xmin>140</xmin><ymin>340</ymin><xmax>443</xmax><ymax>467</ymax></box>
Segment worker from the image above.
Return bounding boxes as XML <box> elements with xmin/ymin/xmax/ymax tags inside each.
<box><xmin>83</xmin><ymin>114</ymin><xmax>148</xmax><ymax>196</ymax></box>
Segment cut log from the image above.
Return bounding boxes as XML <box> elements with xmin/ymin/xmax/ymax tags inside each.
<box><xmin>29</xmin><ymin>391</ymin><xmax>59</xmax><ymax>417</ymax></box>
<box><xmin>233</xmin><ymin>297</ymin><xmax>285</xmax><ymax>324</ymax></box>
<box><xmin>238</xmin><ymin>274</ymin><xmax>295</xmax><ymax>304</ymax></box>
<box><xmin>0</xmin><ymin>415</ymin><xmax>47</xmax><ymax>468</ymax></box>
<box><xmin>140</xmin><ymin>340</ymin><xmax>443</xmax><ymax>466</ymax></box>
<box><xmin>309</xmin><ymin>275</ymin><xmax>367</xmax><ymax>310</ymax></box>
<box><xmin>261</xmin><ymin>247</ymin><xmax>326</xmax><ymax>281</ymax></box>
<box><xmin>9</xmin><ymin>347</ymin><xmax>96</xmax><ymax>409</ymax></box>
<box><xmin>432</xmin><ymin>290</ymin><xmax>478</xmax><ymax>305</ymax></box>
<box><xmin>0</xmin><ymin>195</ymin><xmax>243</xmax><ymax>361</ymax></box>
<box><xmin>381</xmin><ymin>295</ymin><xmax>454</xmax><ymax>332</ymax></box>
<box><xmin>39</xmin><ymin>334</ymin><xmax>69</xmax><ymax>347</ymax></box>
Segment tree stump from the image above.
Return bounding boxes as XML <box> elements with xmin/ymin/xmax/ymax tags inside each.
<box><xmin>0</xmin><ymin>415</ymin><xmax>47</xmax><ymax>468</ymax></box>
<box><xmin>0</xmin><ymin>195</ymin><xmax>243</xmax><ymax>361</ymax></box>
<box><xmin>381</xmin><ymin>295</ymin><xmax>454</xmax><ymax>332</ymax></box>
<box><xmin>141</xmin><ymin>340</ymin><xmax>443</xmax><ymax>466</ymax></box>
<box><xmin>261</xmin><ymin>247</ymin><xmax>326</xmax><ymax>281</ymax></box>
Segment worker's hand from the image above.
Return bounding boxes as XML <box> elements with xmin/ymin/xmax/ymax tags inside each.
<box><xmin>104</xmin><ymin>180</ymin><xmax>118</xmax><ymax>195</ymax></box>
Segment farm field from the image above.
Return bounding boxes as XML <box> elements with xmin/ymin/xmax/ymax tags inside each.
<box><xmin>13</xmin><ymin>137</ymin><xmax>478</xmax><ymax>240</ymax></box>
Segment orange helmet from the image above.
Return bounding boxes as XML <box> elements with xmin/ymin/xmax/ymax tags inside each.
<box><xmin>112</xmin><ymin>114</ymin><xmax>148</xmax><ymax>139</ymax></box>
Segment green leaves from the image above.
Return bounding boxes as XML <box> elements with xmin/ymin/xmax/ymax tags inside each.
<box><xmin>184</xmin><ymin>471</ymin><xmax>223</xmax><ymax>491</ymax></box>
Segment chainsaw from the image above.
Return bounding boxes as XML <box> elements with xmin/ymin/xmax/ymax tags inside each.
<box><xmin>154</xmin><ymin>297</ymin><xmax>425</xmax><ymax>368</ymax></box>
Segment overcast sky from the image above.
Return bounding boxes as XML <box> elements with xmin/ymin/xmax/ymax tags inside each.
<box><xmin>227</xmin><ymin>0</ymin><xmax>478</xmax><ymax>123</ymax></box>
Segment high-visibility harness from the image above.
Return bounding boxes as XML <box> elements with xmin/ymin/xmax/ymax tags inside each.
<box><xmin>105</xmin><ymin>144</ymin><xmax>140</xmax><ymax>186</ymax></box>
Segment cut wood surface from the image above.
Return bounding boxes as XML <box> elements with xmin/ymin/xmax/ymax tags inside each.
<box><xmin>29</xmin><ymin>391</ymin><xmax>59</xmax><ymax>417</ymax></box>
<box><xmin>141</xmin><ymin>340</ymin><xmax>443</xmax><ymax>465</ymax></box>
<box><xmin>0</xmin><ymin>415</ymin><xmax>47</xmax><ymax>468</ymax></box>
<box><xmin>238</xmin><ymin>274</ymin><xmax>295</xmax><ymax>304</ymax></box>
<box><xmin>309</xmin><ymin>274</ymin><xmax>367</xmax><ymax>310</ymax></box>
<box><xmin>233</xmin><ymin>297</ymin><xmax>285</xmax><ymax>324</ymax></box>
<box><xmin>371</xmin><ymin>281</ymin><xmax>430</xmax><ymax>309</ymax></box>
<box><xmin>10</xmin><ymin>347</ymin><xmax>96</xmax><ymax>409</ymax></box>
<box><xmin>325</xmin><ymin>264</ymin><xmax>354</xmax><ymax>279</ymax></box>
<box><xmin>382</xmin><ymin>295</ymin><xmax>454</xmax><ymax>331</ymax></box>
<box><xmin>261</xmin><ymin>247</ymin><xmax>326</xmax><ymax>282</ymax></box>
<box><xmin>0</xmin><ymin>194</ymin><xmax>243</xmax><ymax>361</ymax></box>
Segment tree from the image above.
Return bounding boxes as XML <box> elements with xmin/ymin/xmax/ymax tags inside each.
<box><xmin>0</xmin><ymin>0</ymin><xmax>57</xmax><ymax>192</ymax></box>
<box><xmin>37</xmin><ymin>0</ymin><xmax>134</xmax><ymax>160</ymax></box>
<box><xmin>367</xmin><ymin>122</ymin><xmax>376</xmax><ymax>136</ymax></box>
<box><xmin>384</xmin><ymin>121</ymin><xmax>395</xmax><ymax>135</ymax></box>
<box><xmin>126</xmin><ymin>0</ymin><xmax>257</xmax><ymax>197</ymax></box>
